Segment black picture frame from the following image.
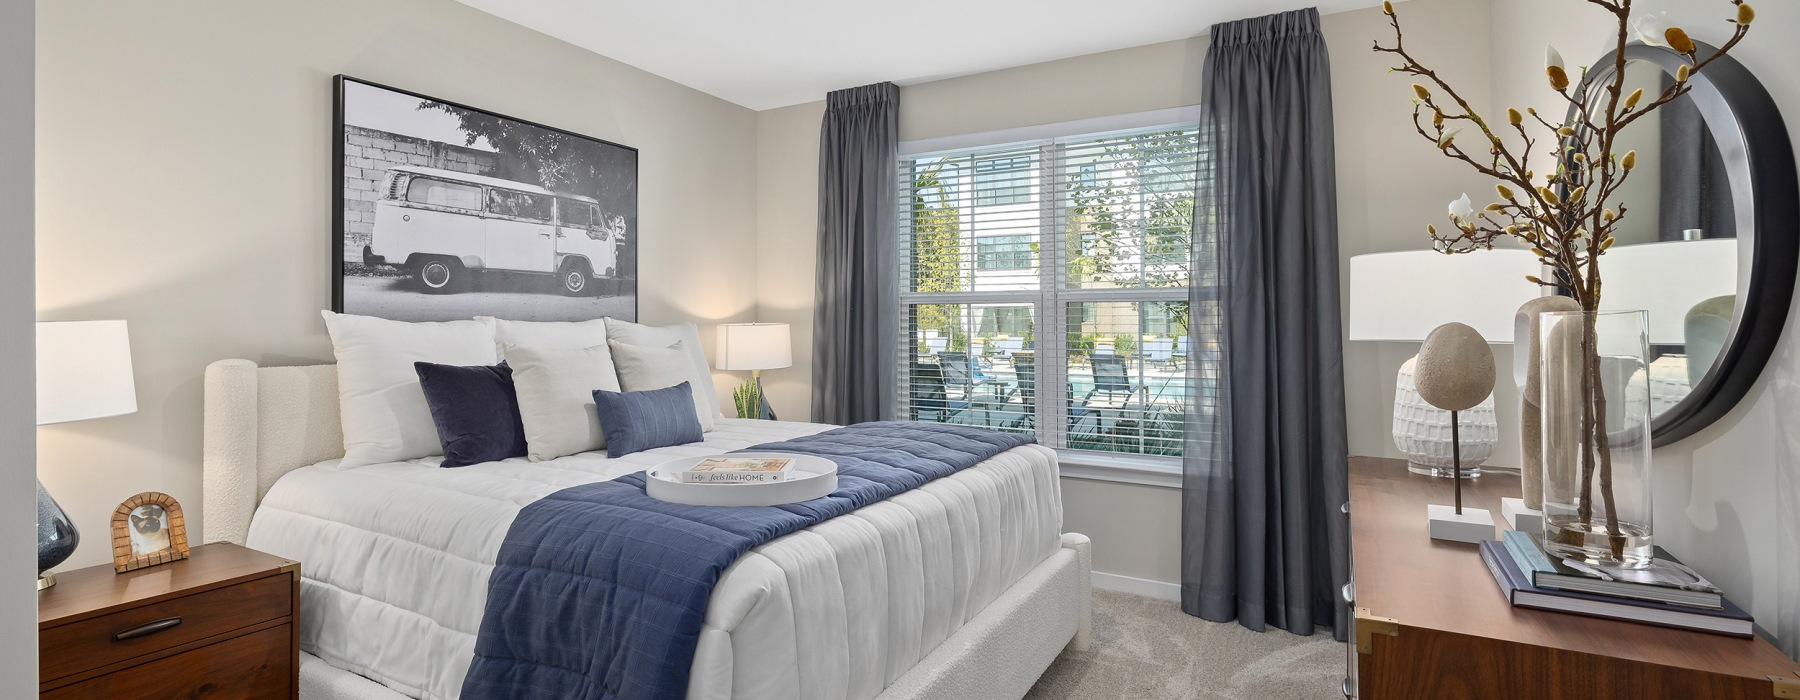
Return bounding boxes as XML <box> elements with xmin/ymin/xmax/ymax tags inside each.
<box><xmin>332</xmin><ymin>75</ymin><xmax>639</xmax><ymax>322</ymax></box>
<box><xmin>1568</xmin><ymin>43</ymin><xmax>1797</xmax><ymax>445</ymax></box>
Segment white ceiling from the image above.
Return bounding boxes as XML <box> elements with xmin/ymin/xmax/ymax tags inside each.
<box><xmin>453</xmin><ymin>0</ymin><xmax>1386</xmax><ymax>111</ymax></box>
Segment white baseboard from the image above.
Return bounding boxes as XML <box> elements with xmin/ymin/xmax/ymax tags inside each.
<box><xmin>1091</xmin><ymin>571</ymin><xmax>1181</xmax><ymax>602</ymax></box>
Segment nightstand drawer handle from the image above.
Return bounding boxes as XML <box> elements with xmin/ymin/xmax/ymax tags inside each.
<box><xmin>113</xmin><ymin>617</ymin><xmax>182</xmax><ymax>642</ymax></box>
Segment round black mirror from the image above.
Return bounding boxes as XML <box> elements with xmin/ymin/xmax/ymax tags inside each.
<box><xmin>1568</xmin><ymin>41</ymin><xmax>1797</xmax><ymax>446</ymax></box>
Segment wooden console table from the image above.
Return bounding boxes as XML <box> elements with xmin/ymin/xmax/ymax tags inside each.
<box><xmin>1348</xmin><ymin>456</ymin><xmax>1800</xmax><ymax>699</ymax></box>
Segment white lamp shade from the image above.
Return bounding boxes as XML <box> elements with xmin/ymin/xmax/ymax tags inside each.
<box><xmin>37</xmin><ymin>320</ymin><xmax>138</xmax><ymax>425</ymax></box>
<box><xmin>1599</xmin><ymin>239</ymin><xmax>1738</xmax><ymax>345</ymax></box>
<box><xmin>716</xmin><ymin>323</ymin><xmax>792</xmax><ymax>371</ymax></box>
<box><xmin>1348</xmin><ymin>248</ymin><xmax>1542</xmax><ymax>343</ymax></box>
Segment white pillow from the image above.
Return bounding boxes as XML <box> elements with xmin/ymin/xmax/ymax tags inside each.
<box><xmin>320</xmin><ymin>311</ymin><xmax>497</xmax><ymax>468</ymax></box>
<box><xmin>478</xmin><ymin>317</ymin><xmax>610</xmax><ymax>358</ymax></box>
<box><xmin>505</xmin><ymin>343</ymin><xmax>622</xmax><ymax>461</ymax></box>
<box><xmin>604</xmin><ymin>318</ymin><xmax>720</xmax><ymax>417</ymax></box>
<box><xmin>608</xmin><ymin>340</ymin><xmax>717</xmax><ymax>432</ymax></box>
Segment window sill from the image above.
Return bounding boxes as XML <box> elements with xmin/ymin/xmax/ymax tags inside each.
<box><xmin>1055</xmin><ymin>450</ymin><xmax>1183</xmax><ymax>489</ymax></box>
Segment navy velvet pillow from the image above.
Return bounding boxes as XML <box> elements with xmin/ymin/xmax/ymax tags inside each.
<box><xmin>414</xmin><ymin>361</ymin><xmax>528</xmax><ymax>468</ymax></box>
<box><xmin>593</xmin><ymin>382</ymin><xmax>705</xmax><ymax>458</ymax></box>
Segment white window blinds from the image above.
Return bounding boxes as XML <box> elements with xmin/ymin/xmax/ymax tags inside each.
<box><xmin>896</xmin><ymin>122</ymin><xmax>1213</xmax><ymax>459</ymax></box>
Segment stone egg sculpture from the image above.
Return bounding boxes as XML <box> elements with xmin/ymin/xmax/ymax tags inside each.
<box><xmin>1414</xmin><ymin>322</ymin><xmax>1496</xmax><ymax>412</ymax></box>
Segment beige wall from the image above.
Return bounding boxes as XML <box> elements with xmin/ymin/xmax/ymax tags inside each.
<box><xmin>3</xmin><ymin>0</ymin><xmax>36</xmax><ymax>687</ymax></box>
<box><xmin>1059</xmin><ymin>477</ymin><xmax>1183</xmax><ymax>586</ymax></box>
<box><xmin>36</xmin><ymin>0</ymin><xmax>762</xmax><ymax>570</ymax></box>
<box><xmin>895</xmin><ymin>38</ymin><xmax>1207</xmax><ymax>143</ymax></box>
<box><xmin>753</xmin><ymin>101</ymin><xmax>825</xmax><ymax>419</ymax></box>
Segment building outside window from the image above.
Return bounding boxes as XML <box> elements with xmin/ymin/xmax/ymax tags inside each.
<box><xmin>973</xmin><ymin>154</ymin><xmax>1033</xmax><ymax>206</ymax></box>
<box><xmin>975</xmin><ymin>234</ymin><xmax>1035</xmax><ymax>271</ymax></box>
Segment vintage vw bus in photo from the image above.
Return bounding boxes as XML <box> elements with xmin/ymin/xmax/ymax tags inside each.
<box><xmin>364</xmin><ymin>166</ymin><xmax>626</xmax><ymax>295</ymax></box>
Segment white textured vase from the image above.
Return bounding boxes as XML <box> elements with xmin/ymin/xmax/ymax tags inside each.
<box><xmin>1648</xmin><ymin>354</ymin><xmax>1690</xmax><ymax>418</ymax></box>
<box><xmin>1393</xmin><ymin>356</ymin><xmax>1496</xmax><ymax>478</ymax></box>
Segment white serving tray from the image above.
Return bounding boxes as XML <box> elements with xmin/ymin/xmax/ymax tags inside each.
<box><xmin>645</xmin><ymin>452</ymin><xmax>839</xmax><ymax>507</ymax></box>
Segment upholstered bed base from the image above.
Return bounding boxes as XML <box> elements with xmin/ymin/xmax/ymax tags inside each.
<box><xmin>292</xmin><ymin>534</ymin><xmax>1091</xmax><ymax>700</ymax></box>
<box><xmin>202</xmin><ymin>359</ymin><xmax>1091</xmax><ymax>700</ymax></box>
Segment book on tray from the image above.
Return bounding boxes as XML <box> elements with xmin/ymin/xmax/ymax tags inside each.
<box><xmin>1478</xmin><ymin>540</ymin><xmax>1753</xmax><ymax>638</ymax></box>
<box><xmin>1499</xmin><ymin>529</ymin><xmax>1723</xmax><ymax>609</ymax></box>
<box><xmin>678</xmin><ymin>457</ymin><xmax>796</xmax><ymax>484</ymax></box>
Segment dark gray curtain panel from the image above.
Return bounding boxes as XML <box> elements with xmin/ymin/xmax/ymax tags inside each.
<box><xmin>812</xmin><ymin>82</ymin><xmax>900</xmax><ymax>425</ymax></box>
<box><xmin>1183</xmin><ymin>7</ymin><xmax>1352</xmax><ymax>640</ymax></box>
<box><xmin>1658</xmin><ymin>75</ymin><xmax>1735</xmax><ymax>241</ymax></box>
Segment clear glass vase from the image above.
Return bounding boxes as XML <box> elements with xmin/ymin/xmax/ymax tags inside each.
<box><xmin>1539</xmin><ymin>310</ymin><xmax>1653</xmax><ymax>568</ymax></box>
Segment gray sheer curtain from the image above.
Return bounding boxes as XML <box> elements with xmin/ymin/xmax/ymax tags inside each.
<box><xmin>1658</xmin><ymin>75</ymin><xmax>1735</xmax><ymax>240</ymax></box>
<box><xmin>1183</xmin><ymin>8</ymin><xmax>1352</xmax><ymax>639</ymax></box>
<box><xmin>813</xmin><ymin>82</ymin><xmax>901</xmax><ymax>425</ymax></box>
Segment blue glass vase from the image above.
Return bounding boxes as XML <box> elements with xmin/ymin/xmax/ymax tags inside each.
<box><xmin>37</xmin><ymin>479</ymin><xmax>78</xmax><ymax>588</ymax></box>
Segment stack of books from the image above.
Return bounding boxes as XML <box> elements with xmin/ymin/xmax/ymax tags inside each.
<box><xmin>677</xmin><ymin>456</ymin><xmax>796</xmax><ymax>484</ymax></box>
<box><xmin>1479</xmin><ymin>529</ymin><xmax>1753</xmax><ymax>637</ymax></box>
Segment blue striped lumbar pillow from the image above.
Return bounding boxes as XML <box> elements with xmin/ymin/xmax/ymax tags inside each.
<box><xmin>592</xmin><ymin>382</ymin><xmax>705</xmax><ymax>458</ymax></box>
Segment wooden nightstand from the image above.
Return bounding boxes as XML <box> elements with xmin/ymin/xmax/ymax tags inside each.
<box><xmin>37</xmin><ymin>542</ymin><xmax>300</xmax><ymax>698</ymax></box>
<box><xmin>1347</xmin><ymin>457</ymin><xmax>1800</xmax><ymax>698</ymax></box>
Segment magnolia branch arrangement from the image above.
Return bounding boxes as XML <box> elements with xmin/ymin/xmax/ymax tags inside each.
<box><xmin>1373</xmin><ymin>0</ymin><xmax>1754</xmax><ymax>557</ymax></box>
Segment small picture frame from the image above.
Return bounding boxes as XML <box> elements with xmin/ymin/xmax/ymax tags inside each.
<box><xmin>112</xmin><ymin>492</ymin><xmax>190</xmax><ymax>573</ymax></box>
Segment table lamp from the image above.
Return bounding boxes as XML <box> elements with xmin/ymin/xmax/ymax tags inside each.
<box><xmin>1600</xmin><ymin>238</ymin><xmax>1739</xmax><ymax>345</ymax></box>
<box><xmin>716</xmin><ymin>323</ymin><xmax>792</xmax><ymax>420</ymax></box>
<box><xmin>36</xmin><ymin>320</ymin><xmax>138</xmax><ymax>590</ymax></box>
<box><xmin>1601</xmin><ymin>238</ymin><xmax>1740</xmax><ymax>404</ymax></box>
<box><xmin>1348</xmin><ymin>248</ymin><xmax>1540</xmax><ymax>478</ymax></box>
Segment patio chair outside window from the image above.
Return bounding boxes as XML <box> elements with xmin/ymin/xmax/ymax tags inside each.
<box><xmin>1085</xmin><ymin>354</ymin><xmax>1140</xmax><ymax>406</ymax></box>
<box><xmin>909</xmin><ymin>362</ymin><xmax>969</xmax><ymax>423</ymax></box>
<box><xmin>1143</xmin><ymin>338</ymin><xmax>1176</xmax><ymax>369</ymax></box>
<box><xmin>1001</xmin><ymin>351</ymin><xmax>1037</xmax><ymax>429</ymax></box>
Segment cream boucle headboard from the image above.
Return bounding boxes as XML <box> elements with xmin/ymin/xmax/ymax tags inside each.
<box><xmin>202</xmin><ymin>359</ymin><xmax>344</xmax><ymax>545</ymax></box>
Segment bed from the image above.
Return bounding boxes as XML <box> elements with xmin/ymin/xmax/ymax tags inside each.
<box><xmin>201</xmin><ymin>359</ymin><xmax>1091</xmax><ymax>700</ymax></box>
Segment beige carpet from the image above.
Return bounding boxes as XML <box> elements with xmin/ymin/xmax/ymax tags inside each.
<box><xmin>1025</xmin><ymin>590</ymin><xmax>1345</xmax><ymax>700</ymax></box>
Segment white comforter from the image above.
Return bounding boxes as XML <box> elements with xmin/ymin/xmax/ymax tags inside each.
<box><xmin>245</xmin><ymin>419</ymin><xmax>1063</xmax><ymax>700</ymax></box>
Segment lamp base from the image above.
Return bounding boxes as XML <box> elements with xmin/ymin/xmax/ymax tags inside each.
<box><xmin>756</xmin><ymin>376</ymin><xmax>778</xmax><ymax>421</ymax></box>
<box><xmin>1406</xmin><ymin>461</ymin><xmax>1482</xmax><ymax>479</ymax></box>
<box><xmin>1394</xmin><ymin>356</ymin><xmax>1496</xmax><ymax>479</ymax></box>
<box><xmin>36</xmin><ymin>479</ymin><xmax>79</xmax><ymax>583</ymax></box>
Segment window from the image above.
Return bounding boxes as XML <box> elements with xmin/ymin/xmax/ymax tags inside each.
<box><xmin>978</xmin><ymin>305</ymin><xmax>1033</xmax><ymax>336</ymax></box>
<box><xmin>405</xmin><ymin>177</ymin><xmax>482</xmax><ymax>211</ymax></box>
<box><xmin>486</xmin><ymin>188</ymin><xmax>553</xmax><ymax>222</ymax></box>
<box><xmin>559</xmin><ymin>199</ymin><xmax>614</xmax><ymax>242</ymax></box>
<box><xmin>975</xmin><ymin>235</ymin><xmax>1034</xmax><ymax>271</ymax></box>
<box><xmin>973</xmin><ymin>155</ymin><xmax>1033</xmax><ymax>206</ymax></box>
<box><xmin>898</xmin><ymin>123</ymin><xmax>1210</xmax><ymax>460</ymax></box>
<box><xmin>558</xmin><ymin>198</ymin><xmax>596</xmax><ymax>228</ymax></box>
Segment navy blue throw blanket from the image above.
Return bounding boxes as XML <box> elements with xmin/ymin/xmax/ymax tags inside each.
<box><xmin>461</xmin><ymin>421</ymin><xmax>1034</xmax><ymax>700</ymax></box>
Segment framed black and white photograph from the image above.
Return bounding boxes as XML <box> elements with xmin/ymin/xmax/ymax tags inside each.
<box><xmin>334</xmin><ymin>76</ymin><xmax>638</xmax><ymax>322</ymax></box>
